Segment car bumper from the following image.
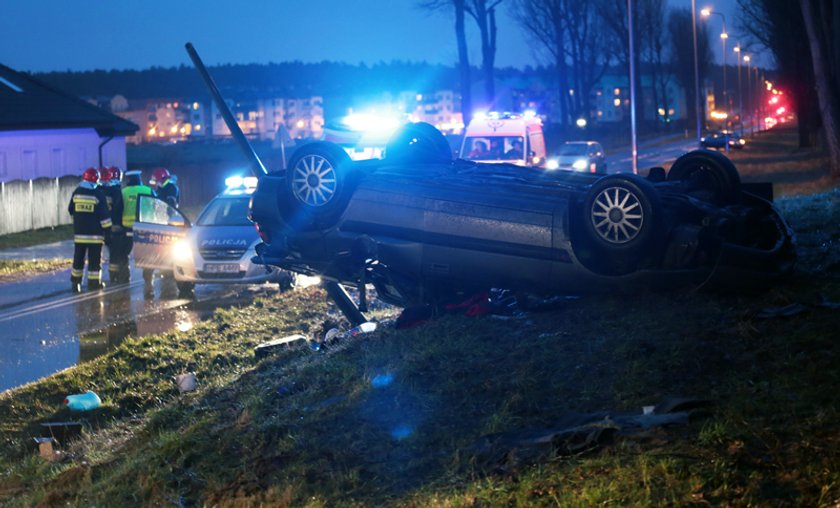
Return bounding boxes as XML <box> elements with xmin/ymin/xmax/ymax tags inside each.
<box><xmin>173</xmin><ymin>250</ymin><xmax>283</xmax><ymax>284</ymax></box>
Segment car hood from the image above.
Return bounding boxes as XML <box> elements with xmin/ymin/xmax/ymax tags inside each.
<box><xmin>191</xmin><ymin>225</ymin><xmax>257</xmax><ymax>250</ymax></box>
<box><xmin>553</xmin><ymin>155</ymin><xmax>589</xmax><ymax>164</ymax></box>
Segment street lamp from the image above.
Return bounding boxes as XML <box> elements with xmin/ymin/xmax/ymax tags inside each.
<box><xmin>691</xmin><ymin>0</ymin><xmax>702</xmax><ymax>147</ymax></box>
<box><xmin>744</xmin><ymin>54</ymin><xmax>753</xmax><ymax>134</ymax></box>
<box><xmin>734</xmin><ymin>44</ymin><xmax>743</xmax><ymax>132</ymax></box>
<box><xmin>701</xmin><ymin>8</ymin><xmax>728</xmax><ymax>119</ymax></box>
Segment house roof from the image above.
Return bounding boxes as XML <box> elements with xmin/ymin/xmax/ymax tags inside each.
<box><xmin>0</xmin><ymin>63</ymin><xmax>138</xmax><ymax>137</ymax></box>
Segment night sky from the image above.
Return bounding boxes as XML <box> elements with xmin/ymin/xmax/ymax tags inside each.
<box><xmin>1</xmin><ymin>0</ymin><xmax>742</xmax><ymax>72</ymax></box>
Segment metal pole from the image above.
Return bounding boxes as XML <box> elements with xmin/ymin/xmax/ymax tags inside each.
<box><xmin>736</xmin><ymin>44</ymin><xmax>742</xmax><ymax>133</ymax></box>
<box><xmin>691</xmin><ymin>0</ymin><xmax>702</xmax><ymax>146</ymax></box>
<box><xmin>746</xmin><ymin>57</ymin><xmax>753</xmax><ymax>135</ymax></box>
<box><xmin>628</xmin><ymin>0</ymin><xmax>638</xmax><ymax>174</ymax></box>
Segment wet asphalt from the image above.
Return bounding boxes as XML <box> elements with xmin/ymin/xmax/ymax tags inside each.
<box><xmin>0</xmin><ymin>251</ymin><xmax>269</xmax><ymax>393</ymax></box>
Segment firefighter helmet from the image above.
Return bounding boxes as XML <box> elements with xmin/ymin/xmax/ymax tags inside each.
<box><xmin>82</xmin><ymin>167</ymin><xmax>99</xmax><ymax>183</ymax></box>
<box><xmin>150</xmin><ymin>167</ymin><xmax>171</xmax><ymax>186</ymax></box>
<box><xmin>108</xmin><ymin>166</ymin><xmax>123</xmax><ymax>182</ymax></box>
<box><xmin>98</xmin><ymin>167</ymin><xmax>112</xmax><ymax>183</ymax></box>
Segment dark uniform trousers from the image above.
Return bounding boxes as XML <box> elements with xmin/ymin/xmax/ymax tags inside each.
<box><xmin>72</xmin><ymin>243</ymin><xmax>103</xmax><ymax>283</ymax></box>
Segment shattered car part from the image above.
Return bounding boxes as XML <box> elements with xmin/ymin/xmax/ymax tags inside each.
<box><xmin>187</xmin><ymin>43</ymin><xmax>796</xmax><ymax>324</ymax></box>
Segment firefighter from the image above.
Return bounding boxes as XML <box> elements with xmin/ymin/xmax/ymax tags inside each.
<box><xmin>150</xmin><ymin>167</ymin><xmax>180</xmax><ymax>208</ymax></box>
<box><xmin>101</xmin><ymin>167</ymin><xmax>125</xmax><ymax>283</ymax></box>
<box><xmin>120</xmin><ymin>169</ymin><xmax>154</xmax><ymax>283</ymax></box>
<box><xmin>68</xmin><ymin>167</ymin><xmax>112</xmax><ymax>292</ymax></box>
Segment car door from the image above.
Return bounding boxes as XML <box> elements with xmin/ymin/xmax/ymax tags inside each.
<box><xmin>132</xmin><ymin>194</ymin><xmax>191</xmax><ymax>270</ymax></box>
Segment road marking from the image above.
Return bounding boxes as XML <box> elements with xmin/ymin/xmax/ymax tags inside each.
<box><xmin>0</xmin><ymin>281</ymin><xmax>143</xmax><ymax>323</ymax></box>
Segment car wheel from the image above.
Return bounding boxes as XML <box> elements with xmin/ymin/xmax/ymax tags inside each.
<box><xmin>578</xmin><ymin>175</ymin><xmax>661</xmax><ymax>274</ymax></box>
<box><xmin>667</xmin><ymin>149</ymin><xmax>741</xmax><ymax>205</ymax></box>
<box><xmin>385</xmin><ymin>122</ymin><xmax>452</xmax><ymax>163</ymax></box>
<box><xmin>284</xmin><ymin>142</ymin><xmax>356</xmax><ymax>228</ymax></box>
<box><xmin>176</xmin><ymin>281</ymin><xmax>195</xmax><ymax>297</ymax></box>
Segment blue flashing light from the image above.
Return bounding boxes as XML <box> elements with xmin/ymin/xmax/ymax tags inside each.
<box><xmin>225</xmin><ymin>176</ymin><xmax>244</xmax><ymax>189</ymax></box>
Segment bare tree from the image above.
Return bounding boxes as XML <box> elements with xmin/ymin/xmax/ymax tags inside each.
<box><xmin>417</xmin><ymin>0</ymin><xmax>473</xmax><ymax>123</ymax></box>
<box><xmin>510</xmin><ymin>0</ymin><xmax>569</xmax><ymax>126</ymax></box>
<box><xmin>737</xmin><ymin>0</ymin><xmax>819</xmax><ymax>148</ymax></box>
<box><xmin>465</xmin><ymin>0</ymin><xmax>505</xmax><ymax>107</ymax></box>
<box><xmin>639</xmin><ymin>0</ymin><xmax>672</xmax><ymax>129</ymax></box>
<box><xmin>800</xmin><ymin>0</ymin><xmax>840</xmax><ymax>177</ymax></box>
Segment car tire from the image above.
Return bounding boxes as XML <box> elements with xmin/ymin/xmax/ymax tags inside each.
<box><xmin>667</xmin><ymin>149</ymin><xmax>741</xmax><ymax>205</ymax></box>
<box><xmin>578</xmin><ymin>175</ymin><xmax>661</xmax><ymax>275</ymax></box>
<box><xmin>283</xmin><ymin>142</ymin><xmax>356</xmax><ymax>229</ymax></box>
<box><xmin>385</xmin><ymin>122</ymin><xmax>452</xmax><ymax>163</ymax></box>
<box><xmin>176</xmin><ymin>281</ymin><xmax>195</xmax><ymax>298</ymax></box>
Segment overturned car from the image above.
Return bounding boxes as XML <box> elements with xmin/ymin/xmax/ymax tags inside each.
<box><xmin>187</xmin><ymin>44</ymin><xmax>795</xmax><ymax>324</ymax></box>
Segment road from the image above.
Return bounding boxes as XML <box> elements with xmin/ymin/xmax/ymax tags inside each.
<box><xmin>0</xmin><ymin>263</ymin><xmax>272</xmax><ymax>393</ymax></box>
<box><xmin>606</xmin><ymin>134</ymin><xmax>703</xmax><ymax>174</ymax></box>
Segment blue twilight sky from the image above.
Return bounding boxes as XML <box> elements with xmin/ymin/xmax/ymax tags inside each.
<box><xmin>0</xmin><ymin>0</ymin><xmax>743</xmax><ymax>73</ymax></box>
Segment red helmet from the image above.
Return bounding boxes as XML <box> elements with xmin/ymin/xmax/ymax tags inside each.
<box><xmin>82</xmin><ymin>167</ymin><xmax>99</xmax><ymax>183</ymax></box>
<box><xmin>108</xmin><ymin>166</ymin><xmax>122</xmax><ymax>182</ymax></box>
<box><xmin>150</xmin><ymin>167</ymin><xmax>171</xmax><ymax>186</ymax></box>
<box><xmin>98</xmin><ymin>167</ymin><xmax>112</xmax><ymax>183</ymax></box>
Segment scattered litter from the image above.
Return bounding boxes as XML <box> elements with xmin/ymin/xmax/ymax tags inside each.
<box><xmin>254</xmin><ymin>334</ymin><xmax>308</xmax><ymax>358</ymax></box>
<box><xmin>469</xmin><ymin>397</ymin><xmax>712</xmax><ymax>470</ymax></box>
<box><xmin>316</xmin><ymin>321</ymin><xmax>378</xmax><ymax>349</ymax></box>
<box><xmin>756</xmin><ymin>303</ymin><xmax>809</xmax><ymax>319</ymax></box>
<box><xmin>63</xmin><ymin>390</ymin><xmax>101</xmax><ymax>411</ymax></box>
<box><xmin>40</xmin><ymin>422</ymin><xmax>82</xmax><ymax>442</ymax></box>
<box><xmin>174</xmin><ymin>372</ymin><xmax>196</xmax><ymax>393</ymax></box>
<box><xmin>34</xmin><ymin>437</ymin><xmax>61</xmax><ymax>462</ymax></box>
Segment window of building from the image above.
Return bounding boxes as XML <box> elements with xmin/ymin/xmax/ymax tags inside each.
<box><xmin>50</xmin><ymin>148</ymin><xmax>65</xmax><ymax>174</ymax></box>
<box><xmin>0</xmin><ymin>152</ymin><xmax>6</xmax><ymax>176</ymax></box>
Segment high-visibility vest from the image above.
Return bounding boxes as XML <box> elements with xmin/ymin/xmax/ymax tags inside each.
<box><xmin>121</xmin><ymin>184</ymin><xmax>153</xmax><ymax>229</ymax></box>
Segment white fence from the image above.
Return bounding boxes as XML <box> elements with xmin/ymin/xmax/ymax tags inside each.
<box><xmin>0</xmin><ymin>176</ymin><xmax>79</xmax><ymax>235</ymax></box>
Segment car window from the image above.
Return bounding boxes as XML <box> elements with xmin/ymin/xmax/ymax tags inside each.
<box><xmin>557</xmin><ymin>144</ymin><xmax>588</xmax><ymax>156</ymax></box>
<box><xmin>196</xmin><ymin>197</ymin><xmax>252</xmax><ymax>226</ymax></box>
<box><xmin>138</xmin><ymin>195</ymin><xmax>187</xmax><ymax>227</ymax></box>
<box><xmin>463</xmin><ymin>136</ymin><xmax>525</xmax><ymax>160</ymax></box>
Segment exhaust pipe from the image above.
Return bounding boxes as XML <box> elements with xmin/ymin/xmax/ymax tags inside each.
<box><xmin>185</xmin><ymin>42</ymin><xmax>268</xmax><ymax>178</ymax></box>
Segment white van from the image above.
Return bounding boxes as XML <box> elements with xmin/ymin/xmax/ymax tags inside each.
<box><xmin>459</xmin><ymin>112</ymin><xmax>547</xmax><ymax>167</ymax></box>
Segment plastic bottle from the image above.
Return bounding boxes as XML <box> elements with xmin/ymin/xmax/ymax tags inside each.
<box><xmin>63</xmin><ymin>390</ymin><xmax>102</xmax><ymax>411</ymax></box>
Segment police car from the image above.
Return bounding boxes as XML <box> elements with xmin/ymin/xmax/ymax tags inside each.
<box><xmin>132</xmin><ymin>176</ymin><xmax>290</xmax><ymax>296</ymax></box>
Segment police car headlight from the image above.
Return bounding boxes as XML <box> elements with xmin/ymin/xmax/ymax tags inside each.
<box><xmin>172</xmin><ymin>239</ymin><xmax>193</xmax><ymax>262</ymax></box>
<box><xmin>572</xmin><ymin>159</ymin><xmax>588</xmax><ymax>171</ymax></box>
<box><xmin>546</xmin><ymin>159</ymin><xmax>560</xmax><ymax>170</ymax></box>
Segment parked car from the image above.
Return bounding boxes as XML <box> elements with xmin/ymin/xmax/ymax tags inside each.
<box><xmin>701</xmin><ymin>131</ymin><xmax>746</xmax><ymax>150</ymax></box>
<box><xmin>132</xmin><ymin>176</ymin><xmax>291</xmax><ymax>296</ymax></box>
<box><xmin>546</xmin><ymin>141</ymin><xmax>607</xmax><ymax>173</ymax></box>
<box><xmin>185</xmin><ymin>43</ymin><xmax>795</xmax><ymax>325</ymax></box>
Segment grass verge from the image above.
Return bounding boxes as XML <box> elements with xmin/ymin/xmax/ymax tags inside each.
<box><xmin>0</xmin><ymin>225</ymin><xmax>72</xmax><ymax>250</ymax></box>
<box><xmin>0</xmin><ymin>189</ymin><xmax>839</xmax><ymax>506</ymax></box>
<box><xmin>0</xmin><ymin>259</ymin><xmax>70</xmax><ymax>283</ymax></box>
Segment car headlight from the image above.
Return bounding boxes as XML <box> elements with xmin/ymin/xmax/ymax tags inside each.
<box><xmin>172</xmin><ymin>239</ymin><xmax>193</xmax><ymax>262</ymax></box>
<box><xmin>739</xmin><ymin>139</ymin><xmax>746</xmax><ymax>145</ymax></box>
<box><xmin>700</xmin><ymin>137</ymin><xmax>706</xmax><ymax>142</ymax></box>
<box><xmin>546</xmin><ymin>159</ymin><xmax>559</xmax><ymax>170</ymax></box>
<box><xmin>572</xmin><ymin>159</ymin><xmax>588</xmax><ymax>171</ymax></box>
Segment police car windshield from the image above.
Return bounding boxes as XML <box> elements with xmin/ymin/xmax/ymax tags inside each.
<box><xmin>196</xmin><ymin>197</ymin><xmax>251</xmax><ymax>226</ymax></box>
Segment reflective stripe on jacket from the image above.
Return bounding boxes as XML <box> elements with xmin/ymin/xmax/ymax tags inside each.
<box><xmin>68</xmin><ymin>185</ymin><xmax>111</xmax><ymax>244</ymax></box>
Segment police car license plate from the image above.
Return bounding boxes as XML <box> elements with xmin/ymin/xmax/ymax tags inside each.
<box><xmin>204</xmin><ymin>263</ymin><xmax>240</xmax><ymax>274</ymax></box>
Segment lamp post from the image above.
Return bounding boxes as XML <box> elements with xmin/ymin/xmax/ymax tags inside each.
<box><xmin>701</xmin><ymin>8</ymin><xmax>728</xmax><ymax>118</ymax></box>
<box><xmin>734</xmin><ymin>44</ymin><xmax>742</xmax><ymax>133</ymax></box>
<box><xmin>691</xmin><ymin>0</ymin><xmax>702</xmax><ymax>147</ymax></box>
<box><xmin>628</xmin><ymin>0</ymin><xmax>638</xmax><ymax>174</ymax></box>
<box><xmin>744</xmin><ymin>54</ymin><xmax>753</xmax><ymax>135</ymax></box>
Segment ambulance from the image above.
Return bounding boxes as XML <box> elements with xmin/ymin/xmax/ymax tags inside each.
<box><xmin>458</xmin><ymin>111</ymin><xmax>547</xmax><ymax>167</ymax></box>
